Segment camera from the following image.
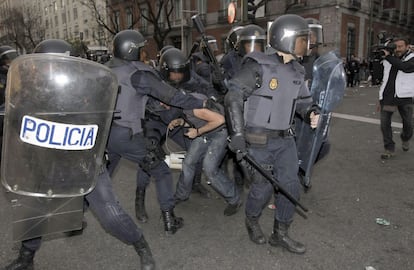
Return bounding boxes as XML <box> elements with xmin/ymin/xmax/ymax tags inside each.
<box><xmin>370</xmin><ymin>31</ymin><xmax>396</xmax><ymax>60</ymax></box>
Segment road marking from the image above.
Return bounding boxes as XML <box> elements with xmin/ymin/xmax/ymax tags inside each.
<box><xmin>332</xmin><ymin>112</ymin><xmax>403</xmax><ymax>128</ymax></box>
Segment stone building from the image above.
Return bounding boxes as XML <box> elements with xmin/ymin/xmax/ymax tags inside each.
<box><xmin>110</xmin><ymin>0</ymin><xmax>414</xmax><ymax>61</ymax></box>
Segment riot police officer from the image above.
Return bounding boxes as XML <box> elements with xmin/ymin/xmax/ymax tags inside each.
<box><xmin>0</xmin><ymin>45</ymin><xmax>18</xmax><ymax>105</ymax></box>
<box><xmin>221</xmin><ymin>24</ymin><xmax>266</xmax><ymax>79</ymax></box>
<box><xmin>221</xmin><ymin>24</ymin><xmax>266</xmax><ymax>190</ymax></box>
<box><xmin>295</xmin><ymin>18</ymin><xmax>330</xmax><ymax>189</ymax></box>
<box><xmin>157</xmin><ymin>48</ymin><xmax>242</xmax><ymax>215</ymax></box>
<box><xmin>133</xmin><ymin>46</ymin><xmax>215</xmax><ymax>223</ymax></box>
<box><xmin>0</xmin><ymin>45</ymin><xmax>18</xmax><ymax>156</ymax></box>
<box><xmin>105</xmin><ymin>30</ymin><xmax>205</xmax><ymax>234</ymax></box>
<box><xmin>3</xmin><ymin>39</ymin><xmax>155</xmax><ymax>270</ymax></box>
<box><xmin>225</xmin><ymin>14</ymin><xmax>320</xmax><ymax>254</ymax></box>
<box><xmin>220</xmin><ymin>26</ymin><xmax>244</xmax><ymax>80</ymax></box>
<box><xmin>302</xmin><ymin>18</ymin><xmax>324</xmax><ymax>86</ymax></box>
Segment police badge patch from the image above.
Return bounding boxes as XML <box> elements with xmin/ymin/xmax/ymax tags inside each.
<box><xmin>269</xmin><ymin>78</ymin><xmax>278</xmax><ymax>90</ymax></box>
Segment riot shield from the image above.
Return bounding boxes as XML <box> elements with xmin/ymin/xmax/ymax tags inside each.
<box><xmin>1</xmin><ymin>54</ymin><xmax>118</xmax><ymax>198</ymax></box>
<box><xmin>296</xmin><ymin>51</ymin><xmax>346</xmax><ymax>188</ymax></box>
<box><xmin>7</xmin><ymin>193</ymin><xmax>84</xmax><ymax>241</ymax></box>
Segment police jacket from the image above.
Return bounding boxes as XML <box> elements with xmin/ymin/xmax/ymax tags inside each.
<box><xmin>220</xmin><ymin>50</ymin><xmax>242</xmax><ymax>80</ymax></box>
<box><xmin>180</xmin><ymin>70</ymin><xmax>218</xmax><ymax>98</ymax></box>
<box><xmin>106</xmin><ymin>58</ymin><xmax>204</xmax><ymax>135</ymax></box>
<box><xmin>225</xmin><ymin>51</ymin><xmax>315</xmax><ymax>135</ymax></box>
<box><xmin>380</xmin><ymin>51</ymin><xmax>414</xmax><ymax>100</ymax></box>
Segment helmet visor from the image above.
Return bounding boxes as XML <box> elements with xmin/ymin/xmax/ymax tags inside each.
<box><xmin>241</xmin><ymin>39</ymin><xmax>265</xmax><ymax>54</ymax></box>
<box><xmin>308</xmin><ymin>24</ymin><xmax>323</xmax><ymax>48</ymax></box>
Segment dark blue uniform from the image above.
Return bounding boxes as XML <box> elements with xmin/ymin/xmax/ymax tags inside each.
<box><xmin>105</xmin><ymin>58</ymin><xmax>204</xmax><ymax>213</ymax></box>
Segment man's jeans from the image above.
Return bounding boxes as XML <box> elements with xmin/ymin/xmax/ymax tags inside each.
<box><xmin>175</xmin><ymin>128</ymin><xmax>240</xmax><ymax>205</ymax></box>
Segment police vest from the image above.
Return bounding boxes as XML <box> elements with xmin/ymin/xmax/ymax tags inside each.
<box><xmin>109</xmin><ymin>59</ymin><xmax>155</xmax><ymax>134</ymax></box>
<box><xmin>244</xmin><ymin>52</ymin><xmax>306</xmax><ymax>130</ymax></box>
<box><xmin>380</xmin><ymin>52</ymin><xmax>414</xmax><ymax>99</ymax></box>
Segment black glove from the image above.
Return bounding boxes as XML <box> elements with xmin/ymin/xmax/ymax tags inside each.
<box><xmin>228</xmin><ymin>133</ymin><xmax>247</xmax><ymax>161</ymax></box>
<box><xmin>145</xmin><ymin>137</ymin><xmax>159</xmax><ymax>152</ymax></box>
<box><xmin>204</xmin><ymin>97</ymin><xmax>223</xmax><ymax>113</ymax></box>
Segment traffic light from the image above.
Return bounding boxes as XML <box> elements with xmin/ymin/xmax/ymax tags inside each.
<box><xmin>247</xmin><ymin>0</ymin><xmax>256</xmax><ymax>21</ymax></box>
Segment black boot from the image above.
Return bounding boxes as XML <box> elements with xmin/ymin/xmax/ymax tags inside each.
<box><xmin>268</xmin><ymin>220</ymin><xmax>306</xmax><ymax>254</ymax></box>
<box><xmin>135</xmin><ymin>187</ymin><xmax>148</xmax><ymax>223</ymax></box>
<box><xmin>161</xmin><ymin>209</ymin><xmax>184</xmax><ymax>235</ymax></box>
<box><xmin>5</xmin><ymin>245</ymin><xmax>35</xmax><ymax>270</ymax></box>
<box><xmin>245</xmin><ymin>217</ymin><xmax>266</xmax><ymax>245</ymax></box>
<box><xmin>133</xmin><ymin>236</ymin><xmax>156</xmax><ymax>270</ymax></box>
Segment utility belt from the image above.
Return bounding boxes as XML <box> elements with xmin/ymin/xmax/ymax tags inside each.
<box><xmin>111</xmin><ymin>122</ymin><xmax>142</xmax><ymax>139</ymax></box>
<box><xmin>245</xmin><ymin>127</ymin><xmax>294</xmax><ymax>145</ymax></box>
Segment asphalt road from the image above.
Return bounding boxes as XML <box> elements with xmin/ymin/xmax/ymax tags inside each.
<box><xmin>1</xmin><ymin>85</ymin><xmax>413</xmax><ymax>270</ymax></box>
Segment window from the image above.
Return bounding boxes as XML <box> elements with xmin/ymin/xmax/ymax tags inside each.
<box><xmin>56</xmin><ymin>31</ymin><xmax>59</xmax><ymax>39</ymax></box>
<box><xmin>141</xmin><ymin>8</ymin><xmax>148</xmax><ymax>32</ymax></box>
<box><xmin>62</xmin><ymin>12</ymin><xmax>66</xmax><ymax>24</ymax></box>
<box><xmin>126</xmin><ymin>7</ymin><xmax>133</xmax><ymax>28</ymax></box>
<box><xmin>74</xmin><ymin>25</ymin><xmax>79</xmax><ymax>38</ymax></box>
<box><xmin>221</xmin><ymin>0</ymin><xmax>231</xmax><ymax>9</ymax></box>
<box><xmin>45</xmin><ymin>19</ymin><xmax>49</xmax><ymax>29</ymax></box>
<box><xmin>197</xmin><ymin>0</ymin><xmax>207</xmax><ymax>14</ymax></box>
<box><xmin>114</xmin><ymin>11</ymin><xmax>120</xmax><ymax>28</ymax></box>
<box><xmin>346</xmin><ymin>26</ymin><xmax>356</xmax><ymax>59</ymax></box>
<box><xmin>67</xmin><ymin>10</ymin><xmax>71</xmax><ymax>22</ymax></box>
<box><xmin>55</xmin><ymin>15</ymin><xmax>58</xmax><ymax>26</ymax></box>
<box><xmin>73</xmin><ymin>7</ymin><xmax>78</xmax><ymax>20</ymax></box>
<box><xmin>174</xmin><ymin>0</ymin><xmax>181</xmax><ymax>19</ymax></box>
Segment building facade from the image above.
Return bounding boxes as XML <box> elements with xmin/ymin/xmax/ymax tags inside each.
<box><xmin>0</xmin><ymin>0</ymin><xmax>109</xmax><ymax>52</ymax></box>
<box><xmin>110</xmin><ymin>0</ymin><xmax>414</xmax><ymax>61</ymax></box>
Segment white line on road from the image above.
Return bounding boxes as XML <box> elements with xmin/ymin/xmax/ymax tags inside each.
<box><xmin>332</xmin><ymin>112</ymin><xmax>403</xmax><ymax>128</ymax></box>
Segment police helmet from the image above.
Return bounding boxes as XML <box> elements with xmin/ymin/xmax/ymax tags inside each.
<box><xmin>33</xmin><ymin>39</ymin><xmax>75</xmax><ymax>55</ymax></box>
<box><xmin>113</xmin><ymin>30</ymin><xmax>146</xmax><ymax>61</ymax></box>
<box><xmin>159</xmin><ymin>48</ymin><xmax>191</xmax><ymax>85</ymax></box>
<box><xmin>0</xmin><ymin>45</ymin><xmax>18</xmax><ymax>65</ymax></box>
<box><xmin>306</xmin><ymin>18</ymin><xmax>324</xmax><ymax>48</ymax></box>
<box><xmin>156</xmin><ymin>45</ymin><xmax>175</xmax><ymax>61</ymax></box>
<box><xmin>268</xmin><ymin>14</ymin><xmax>310</xmax><ymax>55</ymax></box>
<box><xmin>197</xmin><ymin>35</ymin><xmax>218</xmax><ymax>53</ymax></box>
<box><xmin>225</xmin><ymin>26</ymin><xmax>244</xmax><ymax>51</ymax></box>
<box><xmin>236</xmin><ymin>24</ymin><xmax>266</xmax><ymax>56</ymax></box>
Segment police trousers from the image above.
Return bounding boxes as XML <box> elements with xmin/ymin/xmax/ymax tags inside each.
<box><xmin>106</xmin><ymin>125</ymin><xmax>175</xmax><ymax>210</ymax></box>
<box><xmin>21</xmin><ymin>169</ymin><xmax>143</xmax><ymax>252</ymax></box>
<box><xmin>245</xmin><ymin>136</ymin><xmax>301</xmax><ymax>224</ymax></box>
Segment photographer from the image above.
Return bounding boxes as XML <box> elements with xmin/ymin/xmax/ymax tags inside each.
<box><xmin>379</xmin><ymin>37</ymin><xmax>414</xmax><ymax>159</ymax></box>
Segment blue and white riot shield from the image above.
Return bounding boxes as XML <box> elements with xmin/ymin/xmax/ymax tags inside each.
<box><xmin>1</xmin><ymin>54</ymin><xmax>118</xmax><ymax>197</ymax></box>
<box><xmin>296</xmin><ymin>51</ymin><xmax>346</xmax><ymax>188</ymax></box>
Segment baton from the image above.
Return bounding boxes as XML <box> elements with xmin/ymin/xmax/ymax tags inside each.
<box><xmin>242</xmin><ymin>153</ymin><xmax>309</xmax><ymax>213</ymax></box>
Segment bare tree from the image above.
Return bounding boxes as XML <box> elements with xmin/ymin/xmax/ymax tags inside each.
<box><xmin>0</xmin><ymin>6</ymin><xmax>45</xmax><ymax>53</ymax></box>
<box><xmin>80</xmin><ymin>0</ymin><xmax>142</xmax><ymax>37</ymax></box>
<box><xmin>81</xmin><ymin>0</ymin><xmax>176</xmax><ymax>51</ymax></box>
<box><xmin>137</xmin><ymin>0</ymin><xmax>175</xmax><ymax>50</ymax></box>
